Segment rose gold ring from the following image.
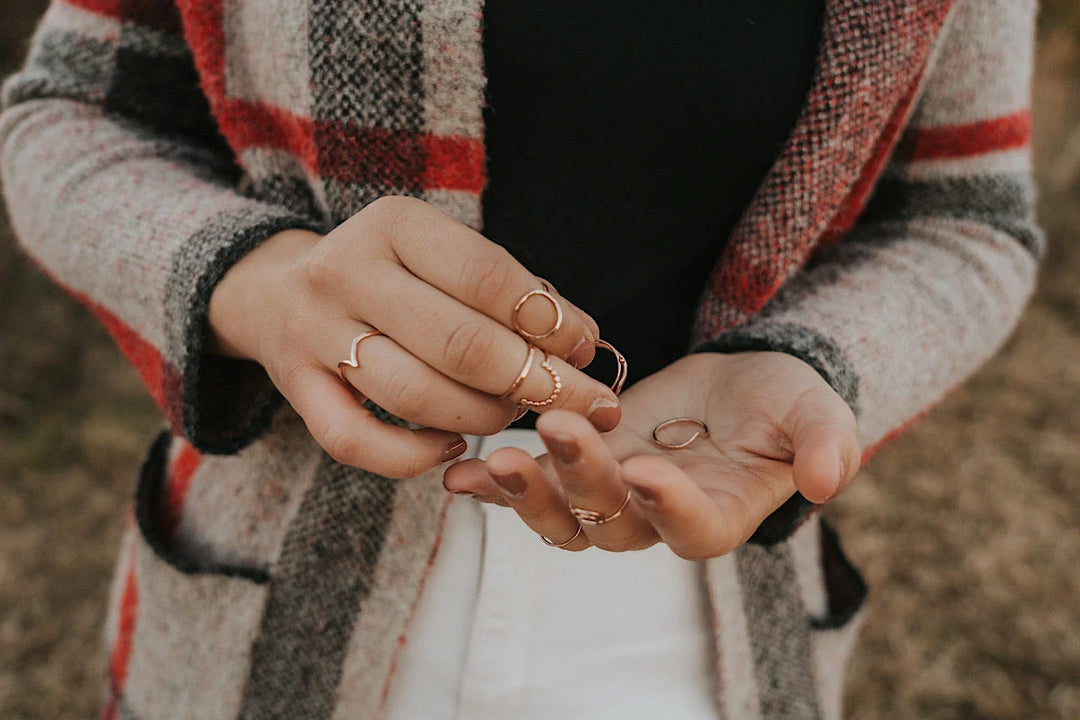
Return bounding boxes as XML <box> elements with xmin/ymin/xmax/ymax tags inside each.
<box><xmin>512</xmin><ymin>288</ymin><xmax>564</xmax><ymax>340</ymax></box>
<box><xmin>540</xmin><ymin>525</ymin><xmax>582</xmax><ymax>549</ymax></box>
<box><xmin>519</xmin><ymin>350</ymin><xmax>562</xmax><ymax>408</ymax></box>
<box><xmin>500</xmin><ymin>345</ymin><xmax>536</xmax><ymax>399</ymax></box>
<box><xmin>593</xmin><ymin>339</ymin><xmax>629</xmax><ymax>395</ymax></box>
<box><xmin>652</xmin><ymin>417</ymin><xmax>710</xmax><ymax>450</ymax></box>
<box><xmin>337</xmin><ymin>329</ymin><xmax>385</xmax><ymax>383</ymax></box>
<box><xmin>569</xmin><ymin>489</ymin><xmax>631</xmax><ymax>526</ymax></box>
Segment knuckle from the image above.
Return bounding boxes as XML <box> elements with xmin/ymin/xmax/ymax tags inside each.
<box><xmin>316</xmin><ymin>418</ymin><xmax>363</xmax><ymax>468</ymax></box>
<box><xmin>460</xmin><ymin>248</ymin><xmax>517</xmax><ymax>308</ymax></box>
<box><xmin>301</xmin><ymin>241</ymin><xmax>345</xmax><ymax>294</ymax></box>
<box><xmin>379</xmin><ymin>369</ymin><xmax>427</xmax><ymax>422</ymax></box>
<box><xmin>441</xmin><ymin>321</ymin><xmax>500</xmax><ymax>378</ymax></box>
<box><xmin>362</xmin><ymin>195</ymin><xmax>426</xmax><ymax>242</ymax></box>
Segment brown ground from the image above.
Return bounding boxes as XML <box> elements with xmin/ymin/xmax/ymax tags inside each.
<box><xmin>1</xmin><ymin>4</ymin><xmax>1079</xmax><ymax>719</ymax></box>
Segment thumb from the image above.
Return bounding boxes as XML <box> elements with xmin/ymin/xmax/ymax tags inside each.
<box><xmin>783</xmin><ymin>387</ymin><xmax>860</xmax><ymax>504</ymax></box>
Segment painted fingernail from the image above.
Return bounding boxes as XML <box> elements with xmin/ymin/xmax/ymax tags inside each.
<box><xmin>490</xmin><ymin>470</ymin><xmax>526</xmax><ymax>497</ymax></box>
<box><xmin>587</xmin><ymin>396</ymin><xmax>620</xmax><ymax>431</ymax></box>
<box><xmin>567</xmin><ymin>336</ymin><xmax>592</xmax><ymax>369</ymax></box>
<box><xmin>544</xmin><ymin>432</ymin><xmax>580</xmax><ymax>464</ymax></box>
<box><xmin>628</xmin><ymin>484</ymin><xmax>657</xmax><ymax>505</ymax></box>
<box><xmin>441</xmin><ymin>438</ymin><xmax>468</xmax><ymax>463</ymax></box>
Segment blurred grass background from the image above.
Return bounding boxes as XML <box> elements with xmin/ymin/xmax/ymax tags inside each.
<box><xmin>1</xmin><ymin>2</ymin><xmax>1079</xmax><ymax>718</ymax></box>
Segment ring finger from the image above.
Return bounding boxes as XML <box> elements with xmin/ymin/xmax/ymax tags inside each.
<box><xmin>358</xmin><ymin>265</ymin><xmax>621</xmax><ymax>427</ymax></box>
<box><xmin>535</xmin><ymin>410</ymin><xmax>658</xmax><ymax>552</ymax></box>
<box><xmin>328</xmin><ymin>322</ymin><xmax>519</xmax><ymax>435</ymax></box>
<box><xmin>445</xmin><ymin>451</ymin><xmax>591</xmax><ymax>552</ymax></box>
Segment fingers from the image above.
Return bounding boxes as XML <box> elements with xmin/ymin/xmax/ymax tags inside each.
<box><xmin>536</xmin><ymin>411</ymin><xmax>658</xmax><ymax>552</ymax></box>
<box><xmin>444</xmin><ymin>451</ymin><xmax>592</xmax><ymax>551</ymax></box>
<box><xmin>327</xmin><ymin>322</ymin><xmax>517</xmax><ymax>435</ymax></box>
<box><xmin>363</xmin><ymin>196</ymin><xmax>596</xmax><ymax>363</ymax></box>
<box><xmin>354</xmin><ymin>264</ymin><xmax>621</xmax><ymax>429</ymax></box>
<box><xmin>782</xmin><ymin>386</ymin><xmax>861</xmax><ymax>503</ymax></box>
<box><xmin>285</xmin><ymin>365</ymin><xmax>468</xmax><ymax>479</ymax></box>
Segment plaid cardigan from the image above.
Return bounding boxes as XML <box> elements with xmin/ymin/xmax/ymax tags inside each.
<box><xmin>0</xmin><ymin>0</ymin><xmax>1041</xmax><ymax>718</ymax></box>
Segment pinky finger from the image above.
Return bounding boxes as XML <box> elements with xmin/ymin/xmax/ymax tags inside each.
<box><xmin>290</xmin><ymin>367</ymin><xmax>468</xmax><ymax>479</ymax></box>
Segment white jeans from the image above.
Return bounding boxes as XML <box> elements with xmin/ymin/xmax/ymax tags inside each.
<box><xmin>384</xmin><ymin>430</ymin><xmax>721</xmax><ymax>720</ymax></box>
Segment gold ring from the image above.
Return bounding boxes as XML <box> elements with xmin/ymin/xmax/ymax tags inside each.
<box><xmin>569</xmin><ymin>489</ymin><xmax>631</xmax><ymax>526</ymax></box>
<box><xmin>500</xmin><ymin>345</ymin><xmax>536</xmax><ymax>399</ymax></box>
<box><xmin>519</xmin><ymin>350</ymin><xmax>562</xmax><ymax>408</ymax></box>
<box><xmin>593</xmin><ymin>339</ymin><xmax>628</xmax><ymax>395</ymax></box>
<box><xmin>652</xmin><ymin>417</ymin><xmax>710</xmax><ymax>449</ymax></box>
<box><xmin>540</xmin><ymin>525</ymin><xmax>582</xmax><ymax>549</ymax></box>
<box><xmin>512</xmin><ymin>288</ymin><xmax>564</xmax><ymax>341</ymax></box>
<box><xmin>337</xmin><ymin>329</ymin><xmax>384</xmax><ymax>382</ymax></box>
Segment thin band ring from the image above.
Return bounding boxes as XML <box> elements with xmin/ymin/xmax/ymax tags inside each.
<box><xmin>540</xmin><ymin>525</ymin><xmax>582</xmax><ymax>549</ymax></box>
<box><xmin>594</xmin><ymin>339</ymin><xmax>629</xmax><ymax>396</ymax></box>
<box><xmin>652</xmin><ymin>417</ymin><xmax>710</xmax><ymax>450</ymax></box>
<box><xmin>518</xmin><ymin>351</ymin><xmax>562</xmax><ymax>408</ymax></box>
<box><xmin>500</xmin><ymin>345</ymin><xmax>536</xmax><ymax>399</ymax></box>
<box><xmin>337</xmin><ymin>329</ymin><xmax>385</xmax><ymax>383</ymax></box>
<box><xmin>512</xmin><ymin>288</ymin><xmax>564</xmax><ymax>341</ymax></box>
<box><xmin>569</xmin><ymin>489</ymin><xmax>632</xmax><ymax>526</ymax></box>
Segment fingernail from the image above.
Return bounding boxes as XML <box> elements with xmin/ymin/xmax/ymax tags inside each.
<box><xmin>490</xmin><ymin>470</ymin><xmax>526</xmax><ymax>497</ymax></box>
<box><xmin>441</xmin><ymin>438</ymin><xmax>468</xmax><ymax>463</ymax></box>
<box><xmin>567</xmin><ymin>336</ymin><xmax>592</xmax><ymax>369</ymax></box>
<box><xmin>544</xmin><ymin>432</ymin><xmax>580</xmax><ymax>464</ymax></box>
<box><xmin>587</xmin><ymin>396</ymin><xmax>620</xmax><ymax>431</ymax></box>
<box><xmin>628</xmin><ymin>484</ymin><xmax>657</xmax><ymax>505</ymax></box>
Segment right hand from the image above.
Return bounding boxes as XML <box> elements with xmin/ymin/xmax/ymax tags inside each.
<box><xmin>208</xmin><ymin>196</ymin><xmax>621</xmax><ymax>478</ymax></box>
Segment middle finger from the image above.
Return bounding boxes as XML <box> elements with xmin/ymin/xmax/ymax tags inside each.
<box><xmin>358</xmin><ymin>263</ymin><xmax>621</xmax><ymax>428</ymax></box>
<box><xmin>535</xmin><ymin>410</ymin><xmax>658</xmax><ymax>552</ymax></box>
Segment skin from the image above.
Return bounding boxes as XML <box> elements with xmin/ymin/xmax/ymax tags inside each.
<box><xmin>210</xmin><ymin>196</ymin><xmax>861</xmax><ymax>556</ymax></box>
<box><xmin>443</xmin><ymin>352</ymin><xmax>861</xmax><ymax>558</ymax></box>
<box><xmin>208</xmin><ymin>196</ymin><xmax>620</xmax><ymax>479</ymax></box>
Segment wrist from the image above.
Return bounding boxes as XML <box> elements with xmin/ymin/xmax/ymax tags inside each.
<box><xmin>207</xmin><ymin>228</ymin><xmax>321</xmax><ymax>361</ymax></box>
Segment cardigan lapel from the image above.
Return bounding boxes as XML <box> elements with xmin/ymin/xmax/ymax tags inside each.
<box><xmin>694</xmin><ymin>0</ymin><xmax>956</xmax><ymax>341</ymax></box>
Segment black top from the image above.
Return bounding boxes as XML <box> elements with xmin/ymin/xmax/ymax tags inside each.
<box><xmin>482</xmin><ymin>2</ymin><xmax>824</xmax><ymax>397</ymax></box>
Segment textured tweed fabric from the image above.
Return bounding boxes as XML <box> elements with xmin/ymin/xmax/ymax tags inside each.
<box><xmin>0</xmin><ymin>0</ymin><xmax>1041</xmax><ymax>718</ymax></box>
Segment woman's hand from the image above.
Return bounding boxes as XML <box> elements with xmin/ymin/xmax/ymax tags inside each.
<box><xmin>207</xmin><ymin>196</ymin><xmax>622</xmax><ymax>478</ymax></box>
<box><xmin>443</xmin><ymin>352</ymin><xmax>860</xmax><ymax>558</ymax></box>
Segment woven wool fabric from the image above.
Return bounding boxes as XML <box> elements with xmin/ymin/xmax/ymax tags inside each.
<box><xmin>0</xmin><ymin>1</ymin><xmax>1042</xmax><ymax>718</ymax></box>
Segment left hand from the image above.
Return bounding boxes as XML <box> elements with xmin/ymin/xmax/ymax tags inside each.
<box><xmin>442</xmin><ymin>352</ymin><xmax>860</xmax><ymax>559</ymax></box>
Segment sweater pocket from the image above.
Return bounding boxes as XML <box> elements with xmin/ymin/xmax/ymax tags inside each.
<box><xmin>103</xmin><ymin>431</ymin><xmax>272</xmax><ymax>720</ymax></box>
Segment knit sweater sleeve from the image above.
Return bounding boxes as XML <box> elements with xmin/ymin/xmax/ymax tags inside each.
<box><xmin>695</xmin><ymin>0</ymin><xmax>1041</xmax><ymax>459</ymax></box>
<box><xmin>0</xmin><ymin>1</ymin><xmax>322</xmax><ymax>454</ymax></box>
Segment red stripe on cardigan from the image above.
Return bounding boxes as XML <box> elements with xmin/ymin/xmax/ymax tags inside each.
<box><xmin>63</xmin><ymin>0</ymin><xmax>184</xmax><ymax>33</ymax></box>
<box><xmin>820</xmin><ymin>73</ymin><xmax>924</xmax><ymax>244</ymax></box>
<box><xmin>176</xmin><ymin>0</ymin><xmax>227</xmax><ymax>109</ymax></box>
<box><xmin>160</xmin><ymin>441</ymin><xmax>203</xmax><ymax>541</ymax></box>
<box><xmin>177</xmin><ymin>0</ymin><xmax>484</xmax><ymax>194</ymax></box>
<box><xmin>54</xmin><ymin>282</ymin><xmax>184</xmax><ymax>435</ymax></box>
<box><xmin>218</xmin><ymin>99</ymin><xmax>485</xmax><ymax>193</ymax></box>
<box><xmin>895</xmin><ymin>110</ymin><xmax>1031</xmax><ymax>161</ymax></box>
<box><xmin>102</xmin><ymin>549</ymin><xmax>139</xmax><ymax>719</ymax></box>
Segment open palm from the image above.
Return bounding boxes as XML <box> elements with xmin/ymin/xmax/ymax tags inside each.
<box><xmin>443</xmin><ymin>351</ymin><xmax>860</xmax><ymax>558</ymax></box>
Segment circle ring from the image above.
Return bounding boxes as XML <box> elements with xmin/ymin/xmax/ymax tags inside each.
<box><xmin>512</xmin><ymin>289</ymin><xmax>564</xmax><ymax>341</ymax></box>
<box><xmin>652</xmin><ymin>417</ymin><xmax>710</xmax><ymax>450</ymax></box>
<box><xmin>593</xmin><ymin>339</ymin><xmax>629</xmax><ymax>396</ymax></box>
<box><xmin>540</xmin><ymin>525</ymin><xmax>583</xmax><ymax>549</ymax></box>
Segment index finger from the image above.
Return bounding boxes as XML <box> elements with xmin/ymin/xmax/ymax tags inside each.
<box><xmin>373</xmin><ymin>197</ymin><xmax>597</xmax><ymax>364</ymax></box>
